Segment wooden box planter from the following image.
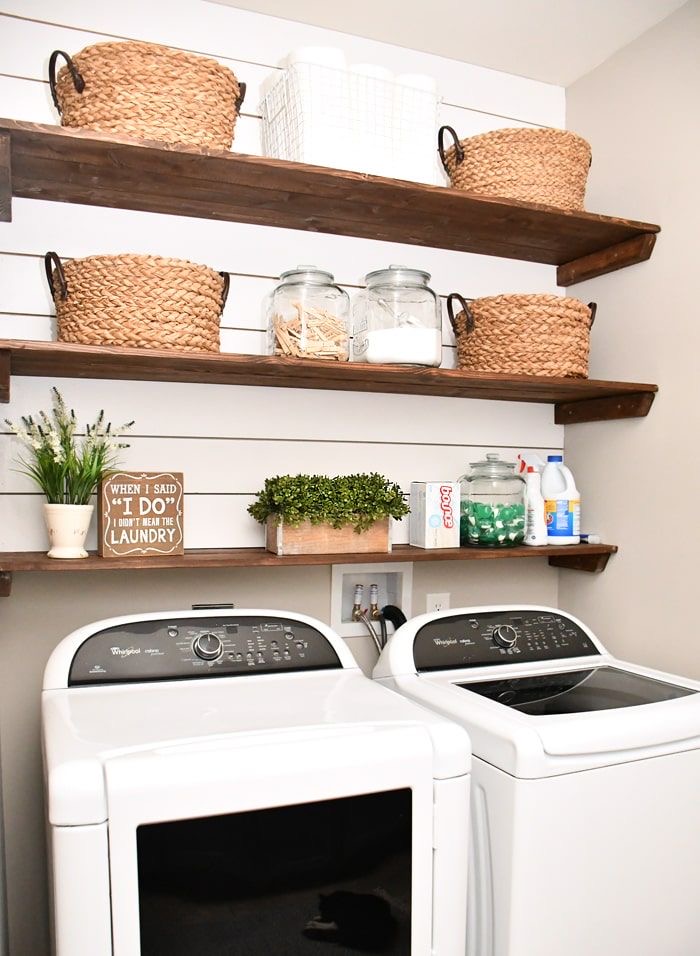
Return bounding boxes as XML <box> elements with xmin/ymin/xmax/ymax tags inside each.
<box><xmin>265</xmin><ymin>517</ymin><xmax>391</xmax><ymax>555</ymax></box>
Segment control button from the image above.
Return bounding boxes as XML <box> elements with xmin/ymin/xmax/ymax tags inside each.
<box><xmin>283</xmin><ymin>650</ymin><xmax>291</xmax><ymax>661</ymax></box>
<box><xmin>246</xmin><ymin>652</ymin><xmax>254</xmax><ymax>662</ymax></box>
<box><xmin>295</xmin><ymin>641</ymin><xmax>304</xmax><ymax>650</ymax></box>
<box><xmin>167</xmin><ymin>626</ymin><xmax>179</xmax><ymax>638</ymax></box>
<box><xmin>257</xmin><ymin>652</ymin><xmax>265</xmax><ymax>663</ymax></box>
<box><xmin>285</xmin><ymin>630</ymin><xmax>294</xmax><ymax>641</ymax></box>
<box><xmin>192</xmin><ymin>632</ymin><xmax>223</xmax><ymax>661</ymax></box>
<box><xmin>492</xmin><ymin>624</ymin><xmax>518</xmax><ymax>648</ymax></box>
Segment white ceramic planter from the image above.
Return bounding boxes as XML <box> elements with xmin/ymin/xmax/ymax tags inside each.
<box><xmin>43</xmin><ymin>503</ymin><xmax>94</xmax><ymax>559</ymax></box>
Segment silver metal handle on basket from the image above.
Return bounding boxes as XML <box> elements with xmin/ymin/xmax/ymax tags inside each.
<box><xmin>44</xmin><ymin>251</ymin><xmax>68</xmax><ymax>301</ymax></box>
<box><xmin>446</xmin><ymin>293</ymin><xmax>474</xmax><ymax>335</ymax></box>
<box><xmin>48</xmin><ymin>50</ymin><xmax>85</xmax><ymax>112</ymax></box>
<box><xmin>438</xmin><ymin>126</ymin><xmax>464</xmax><ymax>172</ymax></box>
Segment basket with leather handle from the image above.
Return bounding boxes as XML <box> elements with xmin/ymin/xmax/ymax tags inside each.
<box><xmin>45</xmin><ymin>252</ymin><xmax>229</xmax><ymax>353</ymax></box>
<box><xmin>446</xmin><ymin>293</ymin><xmax>596</xmax><ymax>379</ymax></box>
<box><xmin>49</xmin><ymin>41</ymin><xmax>246</xmax><ymax>150</ymax></box>
<box><xmin>438</xmin><ymin>125</ymin><xmax>591</xmax><ymax>210</ymax></box>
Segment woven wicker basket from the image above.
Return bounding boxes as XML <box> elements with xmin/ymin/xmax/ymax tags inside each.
<box><xmin>48</xmin><ymin>41</ymin><xmax>246</xmax><ymax>150</ymax></box>
<box><xmin>438</xmin><ymin>125</ymin><xmax>591</xmax><ymax>210</ymax></box>
<box><xmin>446</xmin><ymin>293</ymin><xmax>596</xmax><ymax>379</ymax></box>
<box><xmin>44</xmin><ymin>252</ymin><xmax>229</xmax><ymax>353</ymax></box>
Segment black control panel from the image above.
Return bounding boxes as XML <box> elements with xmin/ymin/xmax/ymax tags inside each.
<box><xmin>413</xmin><ymin>610</ymin><xmax>599</xmax><ymax>672</ymax></box>
<box><xmin>68</xmin><ymin>616</ymin><xmax>342</xmax><ymax>686</ymax></box>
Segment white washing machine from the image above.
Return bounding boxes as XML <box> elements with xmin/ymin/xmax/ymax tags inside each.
<box><xmin>374</xmin><ymin>605</ymin><xmax>700</xmax><ymax>956</ymax></box>
<box><xmin>42</xmin><ymin>608</ymin><xmax>471</xmax><ymax>956</ymax></box>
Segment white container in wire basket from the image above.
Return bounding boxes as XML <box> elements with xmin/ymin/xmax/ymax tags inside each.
<box><xmin>260</xmin><ymin>54</ymin><xmax>440</xmax><ymax>184</ymax></box>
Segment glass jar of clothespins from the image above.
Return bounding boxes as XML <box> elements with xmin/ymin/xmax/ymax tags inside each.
<box><xmin>267</xmin><ymin>265</ymin><xmax>350</xmax><ymax>361</ymax></box>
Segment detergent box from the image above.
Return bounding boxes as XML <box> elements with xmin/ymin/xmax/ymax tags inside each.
<box><xmin>409</xmin><ymin>482</ymin><xmax>460</xmax><ymax>549</ymax></box>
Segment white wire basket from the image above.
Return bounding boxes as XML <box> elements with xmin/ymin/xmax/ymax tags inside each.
<box><xmin>260</xmin><ymin>63</ymin><xmax>440</xmax><ymax>184</ymax></box>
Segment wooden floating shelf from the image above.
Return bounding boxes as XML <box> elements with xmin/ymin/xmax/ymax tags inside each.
<box><xmin>0</xmin><ymin>340</ymin><xmax>657</xmax><ymax>423</ymax></box>
<box><xmin>0</xmin><ymin>544</ymin><xmax>617</xmax><ymax>595</ymax></box>
<box><xmin>0</xmin><ymin>119</ymin><xmax>659</xmax><ymax>286</ymax></box>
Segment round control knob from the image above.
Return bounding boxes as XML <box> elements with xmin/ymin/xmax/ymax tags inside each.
<box><xmin>492</xmin><ymin>624</ymin><xmax>518</xmax><ymax>648</ymax></box>
<box><xmin>192</xmin><ymin>632</ymin><xmax>223</xmax><ymax>661</ymax></box>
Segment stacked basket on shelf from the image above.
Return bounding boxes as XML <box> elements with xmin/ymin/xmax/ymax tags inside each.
<box><xmin>437</xmin><ymin>122</ymin><xmax>595</xmax><ymax>379</ymax></box>
<box><xmin>46</xmin><ymin>40</ymin><xmax>247</xmax><ymax>352</ymax></box>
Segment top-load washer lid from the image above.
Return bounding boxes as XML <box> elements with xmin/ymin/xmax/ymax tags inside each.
<box><xmin>458</xmin><ymin>665</ymin><xmax>696</xmax><ymax>715</ymax></box>
<box><xmin>42</xmin><ymin>609</ymin><xmax>470</xmax><ymax>826</ymax></box>
<box><xmin>373</xmin><ymin>605</ymin><xmax>700</xmax><ymax>778</ymax></box>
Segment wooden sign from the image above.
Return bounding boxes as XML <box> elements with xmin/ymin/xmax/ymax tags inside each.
<box><xmin>98</xmin><ymin>472</ymin><xmax>184</xmax><ymax>557</ymax></box>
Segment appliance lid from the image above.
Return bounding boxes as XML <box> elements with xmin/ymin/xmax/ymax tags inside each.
<box><xmin>458</xmin><ymin>665</ymin><xmax>697</xmax><ymax>715</ymax></box>
<box><xmin>43</xmin><ymin>670</ymin><xmax>470</xmax><ymax>825</ymax></box>
<box><xmin>384</xmin><ymin>665</ymin><xmax>700</xmax><ymax>779</ymax></box>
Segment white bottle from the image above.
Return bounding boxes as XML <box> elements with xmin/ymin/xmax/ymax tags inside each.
<box><xmin>524</xmin><ymin>466</ymin><xmax>547</xmax><ymax>546</ymax></box>
<box><xmin>541</xmin><ymin>455</ymin><xmax>581</xmax><ymax>545</ymax></box>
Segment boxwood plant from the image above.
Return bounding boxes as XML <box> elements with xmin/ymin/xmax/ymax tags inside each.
<box><xmin>248</xmin><ymin>473</ymin><xmax>409</xmax><ymax>534</ymax></box>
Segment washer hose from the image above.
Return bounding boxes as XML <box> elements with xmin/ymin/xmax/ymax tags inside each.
<box><xmin>380</xmin><ymin>604</ymin><xmax>407</xmax><ymax>630</ymax></box>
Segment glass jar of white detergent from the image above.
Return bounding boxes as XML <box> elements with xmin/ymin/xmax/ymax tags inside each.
<box><xmin>458</xmin><ymin>453</ymin><xmax>526</xmax><ymax>547</ymax></box>
<box><xmin>541</xmin><ymin>455</ymin><xmax>581</xmax><ymax>544</ymax></box>
<box><xmin>352</xmin><ymin>265</ymin><xmax>442</xmax><ymax>365</ymax></box>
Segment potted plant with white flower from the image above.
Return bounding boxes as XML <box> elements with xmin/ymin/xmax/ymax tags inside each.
<box><xmin>5</xmin><ymin>387</ymin><xmax>133</xmax><ymax>559</ymax></box>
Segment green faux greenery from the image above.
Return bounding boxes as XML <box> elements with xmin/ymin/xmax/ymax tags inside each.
<box><xmin>248</xmin><ymin>473</ymin><xmax>409</xmax><ymax>533</ymax></box>
<box><xmin>5</xmin><ymin>387</ymin><xmax>134</xmax><ymax>505</ymax></box>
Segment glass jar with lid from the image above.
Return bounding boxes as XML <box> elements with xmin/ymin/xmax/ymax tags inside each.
<box><xmin>352</xmin><ymin>265</ymin><xmax>442</xmax><ymax>365</ymax></box>
<box><xmin>267</xmin><ymin>265</ymin><xmax>350</xmax><ymax>361</ymax></box>
<box><xmin>458</xmin><ymin>453</ymin><xmax>526</xmax><ymax>547</ymax></box>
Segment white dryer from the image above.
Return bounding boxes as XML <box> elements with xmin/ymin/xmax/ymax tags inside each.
<box><xmin>42</xmin><ymin>609</ymin><xmax>471</xmax><ymax>956</ymax></box>
<box><xmin>374</xmin><ymin>605</ymin><xmax>700</xmax><ymax>956</ymax></box>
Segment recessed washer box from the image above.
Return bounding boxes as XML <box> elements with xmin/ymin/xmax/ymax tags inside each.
<box><xmin>330</xmin><ymin>562</ymin><xmax>413</xmax><ymax>639</ymax></box>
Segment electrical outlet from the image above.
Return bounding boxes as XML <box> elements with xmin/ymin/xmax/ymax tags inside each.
<box><xmin>426</xmin><ymin>592</ymin><xmax>450</xmax><ymax>613</ymax></box>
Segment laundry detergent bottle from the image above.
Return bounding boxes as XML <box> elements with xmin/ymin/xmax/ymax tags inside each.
<box><xmin>524</xmin><ymin>466</ymin><xmax>547</xmax><ymax>546</ymax></box>
<box><xmin>541</xmin><ymin>455</ymin><xmax>580</xmax><ymax>545</ymax></box>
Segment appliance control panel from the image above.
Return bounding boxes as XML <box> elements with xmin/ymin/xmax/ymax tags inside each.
<box><xmin>413</xmin><ymin>610</ymin><xmax>600</xmax><ymax>672</ymax></box>
<box><xmin>68</xmin><ymin>616</ymin><xmax>342</xmax><ymax>686</ymax></box>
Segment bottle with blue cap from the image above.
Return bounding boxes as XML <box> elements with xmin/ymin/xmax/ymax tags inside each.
<box><xmin>540</xmin><ymin>455</ymin><xmax>581</xmax><ymax>545</ymax></box>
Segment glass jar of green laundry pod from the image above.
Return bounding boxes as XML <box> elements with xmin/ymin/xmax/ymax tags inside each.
<box><xmin>458</xmin><ymin>453</ymin><xmax>526</xmax><ymax>547</ymax></box>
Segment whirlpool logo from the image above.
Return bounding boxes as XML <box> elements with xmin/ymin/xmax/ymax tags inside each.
<box><xmin>110</xmin><ymin>646</ymin><xmax>141</xmax><ymax>657</ymax></box>
<box><xmin>433</xmin><ymin>638</ymin><xmax>457</xmax><ymax>647</ymax></box>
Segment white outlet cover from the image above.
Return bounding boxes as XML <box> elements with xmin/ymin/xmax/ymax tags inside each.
<box><xmin>330</xmin><ymin>562</ymin><xmax>413</xmax><ymax>639</ymax></box>
<box><xmin>426</xmin><ymin>592</ymin><xmax>451</xmax><ymax>613</ymax></box>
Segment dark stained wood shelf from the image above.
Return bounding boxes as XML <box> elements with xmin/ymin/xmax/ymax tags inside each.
<box><xmin>0</xmin><ymin>339</ymin><xmax>657</xmax><ymax>423</ymax></box>
<box><xmin>0</xmin><ymin>119</ymin><xmax>659</xmax><ymax>285</ymax></box>
<box><xmin>0</xmin><ymin>543</ymin><xmax>617</xmax><ymax>595</ymax></box>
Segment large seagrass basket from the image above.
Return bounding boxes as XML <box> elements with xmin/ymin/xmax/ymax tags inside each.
<box><xmin>44</xmin><ymin>252</ymin><xmax>229</xmax><ymax>353</ymax></box>
<box><xmin>446</xmin><ymin>293</ymin><xmax>596</xmax><ymax>379</ymax></box>
<box><xmin>438</xmin><ymin>125</ymin><xmax>591</xmax><ymax>210</ymax></box>
<box><xmin>49</xmin><ymin>41</ymin><xmax>246</xmax><ymax>149</ymax></box>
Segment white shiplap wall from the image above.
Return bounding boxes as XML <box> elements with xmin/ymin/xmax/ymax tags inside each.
<box><xmin>0</xmin><ymin>0</ymin><xmax>565</xmax><ymax>553</ymax></box>
<box><xmin>0</xmin><ymin>3</ymin><xmax>567</xmax><ymax>953</ymax></box>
